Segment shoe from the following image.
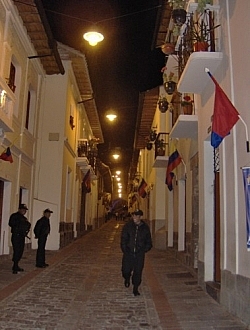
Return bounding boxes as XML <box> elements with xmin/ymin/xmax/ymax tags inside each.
<box><xmin>12</xmin><ymin>270</ymin><xmax>18</xmax><ymax>274</ymax></box>
<box><xmin>17</xmin><ymin>267</ymin><xmax>24</xmax><ymax>272</ymax></box>
<box><xmin>133</xmin><ymin>287</ymin><xmax>140</xmax><ymax>296</ymax></box>
<box><xmin>44</xmin><ymin>263</ymin><xmax>49</xmax><ymax>267</ymax></box>
<box><xmin>133</xmin><ymin>290</ymin><xmax>140</xmax><ymax>296</ymax></box>
<box><xmin>124</xmin><ymin>279</ymin><xmax>130</xmax><ymax>288</ymax></box>
<box><xmin>36</xmin><ymin>264</ymin><xmax>46</xmax><ymax>268</ymax></box>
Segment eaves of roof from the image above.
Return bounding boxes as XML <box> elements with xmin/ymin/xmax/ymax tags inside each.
<box><xmin>58</xmin><ymin>43</ymin><xmax>104</xmax><ymax>144</ymax></box>
<box><xmin>13</xmin><ymin>0</ymin><xmax>64</xmax><ymax>75</ymax></box>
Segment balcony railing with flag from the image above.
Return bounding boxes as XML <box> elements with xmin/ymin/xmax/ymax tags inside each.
<box><xmin>165</xmin><ymin>2</ymin><xmax>221</xmax><ymax>139</ymax></box>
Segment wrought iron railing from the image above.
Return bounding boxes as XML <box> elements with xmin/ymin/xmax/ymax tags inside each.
<box><xmin>154</xmin><ymin>133</ymin><xmax>169</xmax><ymax>158</ymax></box>
<box><xmin>176</xmin><ymin>8</ymin><xmax>220</xmax><ymax>77</ymax></box>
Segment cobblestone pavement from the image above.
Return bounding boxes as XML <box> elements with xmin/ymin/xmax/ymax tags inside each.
<box><xmin>0</xmin><ymin>220</ymin><xmax>248</xmax><ymax>330</ymax></box>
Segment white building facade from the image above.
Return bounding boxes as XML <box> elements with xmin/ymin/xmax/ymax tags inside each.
<box><xmin>134</xmin><ymin>0</ymin><xmax>250</xmax><ymax>324</ymax></box>
<box><xmin>0</xmin><ymin>0</ymin><xmax>108</xmax><ymax>257</ymax></box>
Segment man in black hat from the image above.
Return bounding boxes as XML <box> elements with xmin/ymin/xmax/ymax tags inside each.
<box><xmin>8</xmin><ymin>204</ymin><xmax>31</xmax><ymax>274</ymax></box>
<box><xmin>34</xmin><ymin>208</ymin><xmax>53</xmax><ymax>268</ymax></box>
<box><xmin>120</xmin><ymin>209</ymin><xmax>152</xmax><ymax>296</ymax></box>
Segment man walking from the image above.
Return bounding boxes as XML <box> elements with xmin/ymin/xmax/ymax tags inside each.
<box><xmin>8</xmin><ymin>204</ymin><xmax>31</xmax><ymax>274</ymax></box>
<box><xmin>34</xmin><ymin>208</ymin><xmax>53</xmax><ymax>268</ymax></box>
<box><xmin>120</xmin><ymin>209</ymin><xmax>152</xmax><ymax>296</ymax></box>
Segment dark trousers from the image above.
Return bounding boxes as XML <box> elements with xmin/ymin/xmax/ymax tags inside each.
<box><xmin>11</xmin><ymin>234</ymin><xmax>25</xmax><ymax>270</ymax></box>
<box><xmin>121</xmin><ymin>251</ymin><xmax>145</xmax><ymax>288</ymax></box>
<box><xmin>36</xmin><ymin>235</ymin><xmax>48</xmax><ymax>266</ymax></box>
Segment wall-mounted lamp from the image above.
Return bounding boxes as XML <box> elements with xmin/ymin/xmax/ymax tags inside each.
<box><xmin>83</xmin><ymin>31</ymin><xmax>104</xmax><ymax>46</ymax></box>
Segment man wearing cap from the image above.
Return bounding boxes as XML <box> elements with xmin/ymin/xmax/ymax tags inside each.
<box><xmin>8</xmin><ymin>204</ymin><xmax>31</xmax><ymax>274</ymax></box>
<box><xmin>34</xmin><ymin>208</ymin><xmax>53</xmax><ymax>268</ymax></box>
<box><xmin>120</xmin><ymin>209</ymin><xmax>152</xmax><ymax>296</ymax></box>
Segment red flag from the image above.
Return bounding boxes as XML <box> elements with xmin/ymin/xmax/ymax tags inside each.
<box><xmin>0</xmin><ymin>147</ymin><xmax>13</xmax><ymax>163</ymax></box>
<box><xmin>208</xmin><ymin>72</ymin><xmax>239</xmax><ymax>148</ymax></box>
<box><xmin>165</xmin><ymin>150</ymin><xmax>182</xmax><ymax>191</ymax></box>
<box><xmin>138</xmin><ymin>178</ymin><xmax>147</xmax><ymax>198</ymax></box>
<box><xmin>83</xmin><ymin>169</ymin><xmax>91</xmax><ymax>193</ymax></box>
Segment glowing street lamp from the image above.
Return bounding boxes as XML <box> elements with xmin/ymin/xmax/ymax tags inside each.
<box><xmin>106</xmin><ymin>113</ymin><xmax>117</xmax><ymax>121</ymax></box>
<box><xmin>83</xmin><ymin>31</ymin><xmax>104</xmax><ymax>46</ymax></box>
<box><xmin>112</xmin><ymin>153</ymin><xmax>120</xmax><ymax>160</ymax></box>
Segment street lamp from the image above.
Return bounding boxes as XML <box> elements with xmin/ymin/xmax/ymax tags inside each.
<box><xmin>83</xmin><ymin>31</ymin><xmax>104</xmax><ymax>46</ymax></box>
<box><xmin>112</xmin><ymin>153</ymin><xmax>120</xmax><ymax>160</ymax></box>
<box><xmin>106</xmin><ymin>113</ymin><xmax>117</xmax><ymax>121</ymax></box>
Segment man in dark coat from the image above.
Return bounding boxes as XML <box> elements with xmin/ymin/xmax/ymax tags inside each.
<box><xmin>120</xmin><ymin>209</ymin><xmax>152</xmax><ymax>296</ymax></box>
<box><xmin>34</xmin><ymin>208</ymin><xmax>53</xmax><ymax>268</ymax></box>
<box><xmin>8</xmin><ymin>204</ymin><xmax>31</xmax><ymax>274</ymax></box>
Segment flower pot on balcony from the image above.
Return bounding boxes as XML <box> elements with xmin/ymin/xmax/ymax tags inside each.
<box><xmin>149</xmin><ymin>131</ymin><xmax>157</xmax><ymax>141</ymax></box>
<box><xmin>158</xmin><ymin>99</ymin><xmax>169</xmax><ymax>113</ymax></box>
<box><xmin>172</xmin><ymin>9</ymin><xmax>186</xmax><ymax>26</ymax></box>
<box><xmin>182</xmin><ymin>104</ymin><xmax>193</xmax><ymax>115</ymax></box>
<box><xmin>146</xmin><ymin>142</ymin><xmax>153</xmax><ymax>150</ymax></box>
<box><xmin>193</xmin><ymin>41</ymin><xmax>209</xmax><ymax>52</ymax></box>
<box><xmin>156</xmin><ymin>148</ymin><xmax>165</xmax><ymax>156</ymax></box>
<box><xmin>164</xmin><ymin>80</ymin><xmax>176</xmax><ymax>95</ymax></box>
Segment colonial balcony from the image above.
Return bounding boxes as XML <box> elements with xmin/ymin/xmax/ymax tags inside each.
<box><xmin>76</xmin><ymin>139</ymin><xmax>98</xmax><ymax>177</ymax></box>
<box><xmin>165</xmin><ymin>2</ymin><xmax>222</xmax><ymax>139</ymax></box>
<box><xmin>152</xmin><ymin>133</ymin><xmax>169</xmax><ymax>168</ymax></box>
<box><xmin>176</xmin><ymin>2</ymin><xmax>222</xmax><ymax>88</ymax></box>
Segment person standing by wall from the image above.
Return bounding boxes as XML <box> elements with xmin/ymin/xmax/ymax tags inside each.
<box><xmin>120</xmin><ymin>209</ymin><xmax>152</xmax><ymax>296</ymax></box>
<box><xmin>34</xmin><ymin>208</ymin><xmax>53</xmax><ymax>268</ymax></box>
<box><xmin>8</xmin><ymin>204</ymin><xmax>31</xmax><ymax>274</ymax></box>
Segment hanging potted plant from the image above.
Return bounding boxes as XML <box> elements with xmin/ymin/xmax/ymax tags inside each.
<box><xmin>163</xmin><ymin>71</ymin><xmax>176</xmax><ymax>95</ymax></box>
<box><xmin>169</xmin><ymin>0</ymin><xmax>187</xmax><ymax>26</ymax></box>
<box><xmin>149</xmin><ymin>129</ymin><xmax>157</xmax><ymax>142</ymax></box>
<box><xmin>158</xmin><ymin>96</ymin><xmax>169</xmax><ymax>113</ymax></box>
<box><xmin>146</xmin><ymin>142</ymin><xmax>153</xmax><ymax>151</ymax></box>
<box><xmin>181</xmin><ymin>95</ymin><xmax>193</xmax><ymax>115</ymax></box>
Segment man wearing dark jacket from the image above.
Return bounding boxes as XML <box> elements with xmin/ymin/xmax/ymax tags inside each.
<box><xmin>34</xmin><ymin>208</ymin><xmax>53</xmax><ymax>268</ymax></box>
<box><xmin>8</xmin><ymin>204</ymin><xmax>31</xmax><ymax>274</ymax></box>
<box><xmin>120</xmin><ymin>209</ymin><xmax>152</xmax><ymax>296</ymax></box>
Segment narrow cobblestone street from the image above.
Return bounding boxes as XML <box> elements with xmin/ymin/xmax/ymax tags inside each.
<box><xmin>0</xmin><ymin>220</ymin><xmax>248</xmax><ymax>330</ymax></box>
